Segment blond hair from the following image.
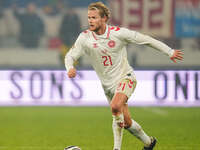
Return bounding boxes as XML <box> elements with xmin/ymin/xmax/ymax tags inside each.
<box><xmin>88</xmin><ymin>1</ymin><xmax>111</xmax><ymax>22</ymax></box>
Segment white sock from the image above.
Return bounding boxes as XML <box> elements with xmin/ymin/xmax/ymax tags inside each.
<box><xmin>112</xmin><ymin>114</ymin><xmax>124</xmax><ymax>150</ymax></box>
<box><xmin>126</xmin><ymin>119</ymin><xmax>151</xmax><ymax>146</ymax></box>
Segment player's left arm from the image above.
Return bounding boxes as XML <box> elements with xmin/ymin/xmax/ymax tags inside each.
<box><xmin>120</xmin><ymin>28</ymin><xmax>184</xmax><ymax>63</ymax></box>
<box><xmin>134</xmin><ymin>32</ymin><xmax>184</xmax><ymax>62</ymax></box>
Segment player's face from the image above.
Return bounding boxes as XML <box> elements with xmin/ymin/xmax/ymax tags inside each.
<box><xmin>88</xmin><ymin>9</ymin><xmax>106</xmax><ymax>33</ymax></box>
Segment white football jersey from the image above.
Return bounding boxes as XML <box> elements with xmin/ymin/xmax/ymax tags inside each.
<box><xmin>65</xmin><ymin>25</ymin><xmax>174</xmax><ymax>91</ymax></box>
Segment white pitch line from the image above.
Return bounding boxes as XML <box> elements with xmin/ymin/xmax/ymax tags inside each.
<box><xmin>142</xmin><ymin>107</ymin><xmax>169</xmax><ymax>116</ymax></box>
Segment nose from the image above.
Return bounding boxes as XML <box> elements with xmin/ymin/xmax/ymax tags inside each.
<box><xmin>88</xmin><ymin>18</ymin><xmax>93</xmax><ymax>23</ymax></box>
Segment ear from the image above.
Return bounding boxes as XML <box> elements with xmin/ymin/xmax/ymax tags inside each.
<box><xmin>102</xmin><ymin>15</ymin><xmax>107</xmax><ymax>22</ymax></box>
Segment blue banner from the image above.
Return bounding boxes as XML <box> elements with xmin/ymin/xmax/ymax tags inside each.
<box><xmin>175</xmin><ymin>0</ymin><xmax>200</xmax><ymax>37</ymax></box>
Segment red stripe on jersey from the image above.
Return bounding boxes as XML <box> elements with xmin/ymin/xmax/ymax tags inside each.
<box><xmin>110</xmin><ymin>26</ymin><xmax>115</xmax><ymax>30</ymax></box>
<box><xmin>107</xmin><ymin>26</ymin><xmax>111</xmax><ymax>39</ymax></box>
<box><xmin>92</xmin><ymin>32</ymin><xmax>97</xmax><ymax>40</ymax></box>
<box><xmin>110</xmin><ymin>26</ymin><xmax>120</xmax><ymax>31</ymax></box>
<box><xmin>115</xmin><ymin>27</ymin><xmax>120</xmax><ymax>31</ymax></box>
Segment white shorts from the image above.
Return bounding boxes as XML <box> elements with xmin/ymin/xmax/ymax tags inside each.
<box><xmin>104</xmin><ymin>73</ymin><xmax>137</xmax><ymax>103</ymax></box>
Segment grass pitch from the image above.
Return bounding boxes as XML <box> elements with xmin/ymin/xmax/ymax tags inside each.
<box><xmin>0</xmin><ymin>107</ymin><xmax>199</xmax><ymax>150</ymax></box>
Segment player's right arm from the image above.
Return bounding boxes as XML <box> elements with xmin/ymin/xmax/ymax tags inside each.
<box><xmin>65</xmin><ymin>33</ymin><xmax>85</xmax><ymax>78</ymax></box>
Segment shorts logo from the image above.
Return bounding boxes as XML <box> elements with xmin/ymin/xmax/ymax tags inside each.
<box><xmin>108</xmin><ymin>40</ymin><xmax>115</xmax><ymax>48</ymax></box>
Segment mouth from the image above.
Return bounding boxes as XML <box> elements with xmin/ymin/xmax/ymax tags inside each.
<box><xmin>89</xmin><ymin>24</ymin><xmax>95</xmax><ymax>31</ymax></box>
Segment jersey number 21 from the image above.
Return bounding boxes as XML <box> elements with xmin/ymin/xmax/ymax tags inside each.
<box><xmin>102</xmin><ymin>55</ymin><xmax>113</xmax><ymax>66</ymax></box>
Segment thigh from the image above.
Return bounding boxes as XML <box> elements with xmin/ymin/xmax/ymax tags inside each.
<box><xmin>104</xmin><ymin>90</ymin><xmax>114</xmax><ymax>104</ymax></box>
<box><xmin>111</xmin><ymin>92</ymin><xmax>128</xmax><ymax>107</ymax></box>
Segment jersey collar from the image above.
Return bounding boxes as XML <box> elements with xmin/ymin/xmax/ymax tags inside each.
<box><xmin>92</xmin><ymin>24</ymin><xmax>111</xmax><ymax>40</ymax></box>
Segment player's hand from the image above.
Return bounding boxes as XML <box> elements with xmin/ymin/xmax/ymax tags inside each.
<box><xmin>67</xmin><ymin>68</ymin><xmax>76</xmax><ymax>78</ymax></box>
<box><xmin>170</xmin><ymin>50</ymin><xmax>184</xmax><ymax>63</ymax></box>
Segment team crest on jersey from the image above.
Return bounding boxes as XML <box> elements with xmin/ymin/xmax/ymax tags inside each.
<box><xmin>93</xmin><ymin>43</ymin><xmax>98</xmax><ymax>48</ymax></box>
<box><xmin>108</xmin><ymin>40</ymin><xmax>116</xmax><ymax>48</ymax></box>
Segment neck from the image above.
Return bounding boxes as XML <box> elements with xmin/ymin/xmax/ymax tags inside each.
<box><xmin>95</xmin><ymin>24</ymin><xmax>107</xmax><ymax>35</ymax></box>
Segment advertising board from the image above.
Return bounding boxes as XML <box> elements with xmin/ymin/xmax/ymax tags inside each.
<box><xmin>0</xmin><ymin>70</ymin><xmax>199</xmax><ymax>106</ymax></box>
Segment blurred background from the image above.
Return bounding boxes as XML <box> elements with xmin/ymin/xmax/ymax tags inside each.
<box><xmin>0</xmin><ymin>0</ymin><xmax>199</xmax><ymax>70</ymax></box>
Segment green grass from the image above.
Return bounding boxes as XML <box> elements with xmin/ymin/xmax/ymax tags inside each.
<box><xmin>0</xmin><ymin>107</ymin><xmax>199</xmax><ymax>150</ymax></box>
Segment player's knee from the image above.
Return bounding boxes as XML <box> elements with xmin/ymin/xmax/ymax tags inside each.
<box><xmin>110</xmin><ymin>103</ymin><xmax>121</xmax><ymax>114</ymax></box>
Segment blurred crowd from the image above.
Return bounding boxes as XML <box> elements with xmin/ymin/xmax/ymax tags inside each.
<box><xmin>0</xmin><ymin>1</ymin><xmax>82</xmax><ymax>49</ymax></box>
<box><xmin>0</xmin><ymin>0</ymin><xmax>199</xmax><ymax>69</ymax></box>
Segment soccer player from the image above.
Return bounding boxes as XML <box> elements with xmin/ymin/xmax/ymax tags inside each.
<box><xmin>65</xmin><ymin>2</ymin><xmax>183</xmax><ymax>150</ymax></box>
